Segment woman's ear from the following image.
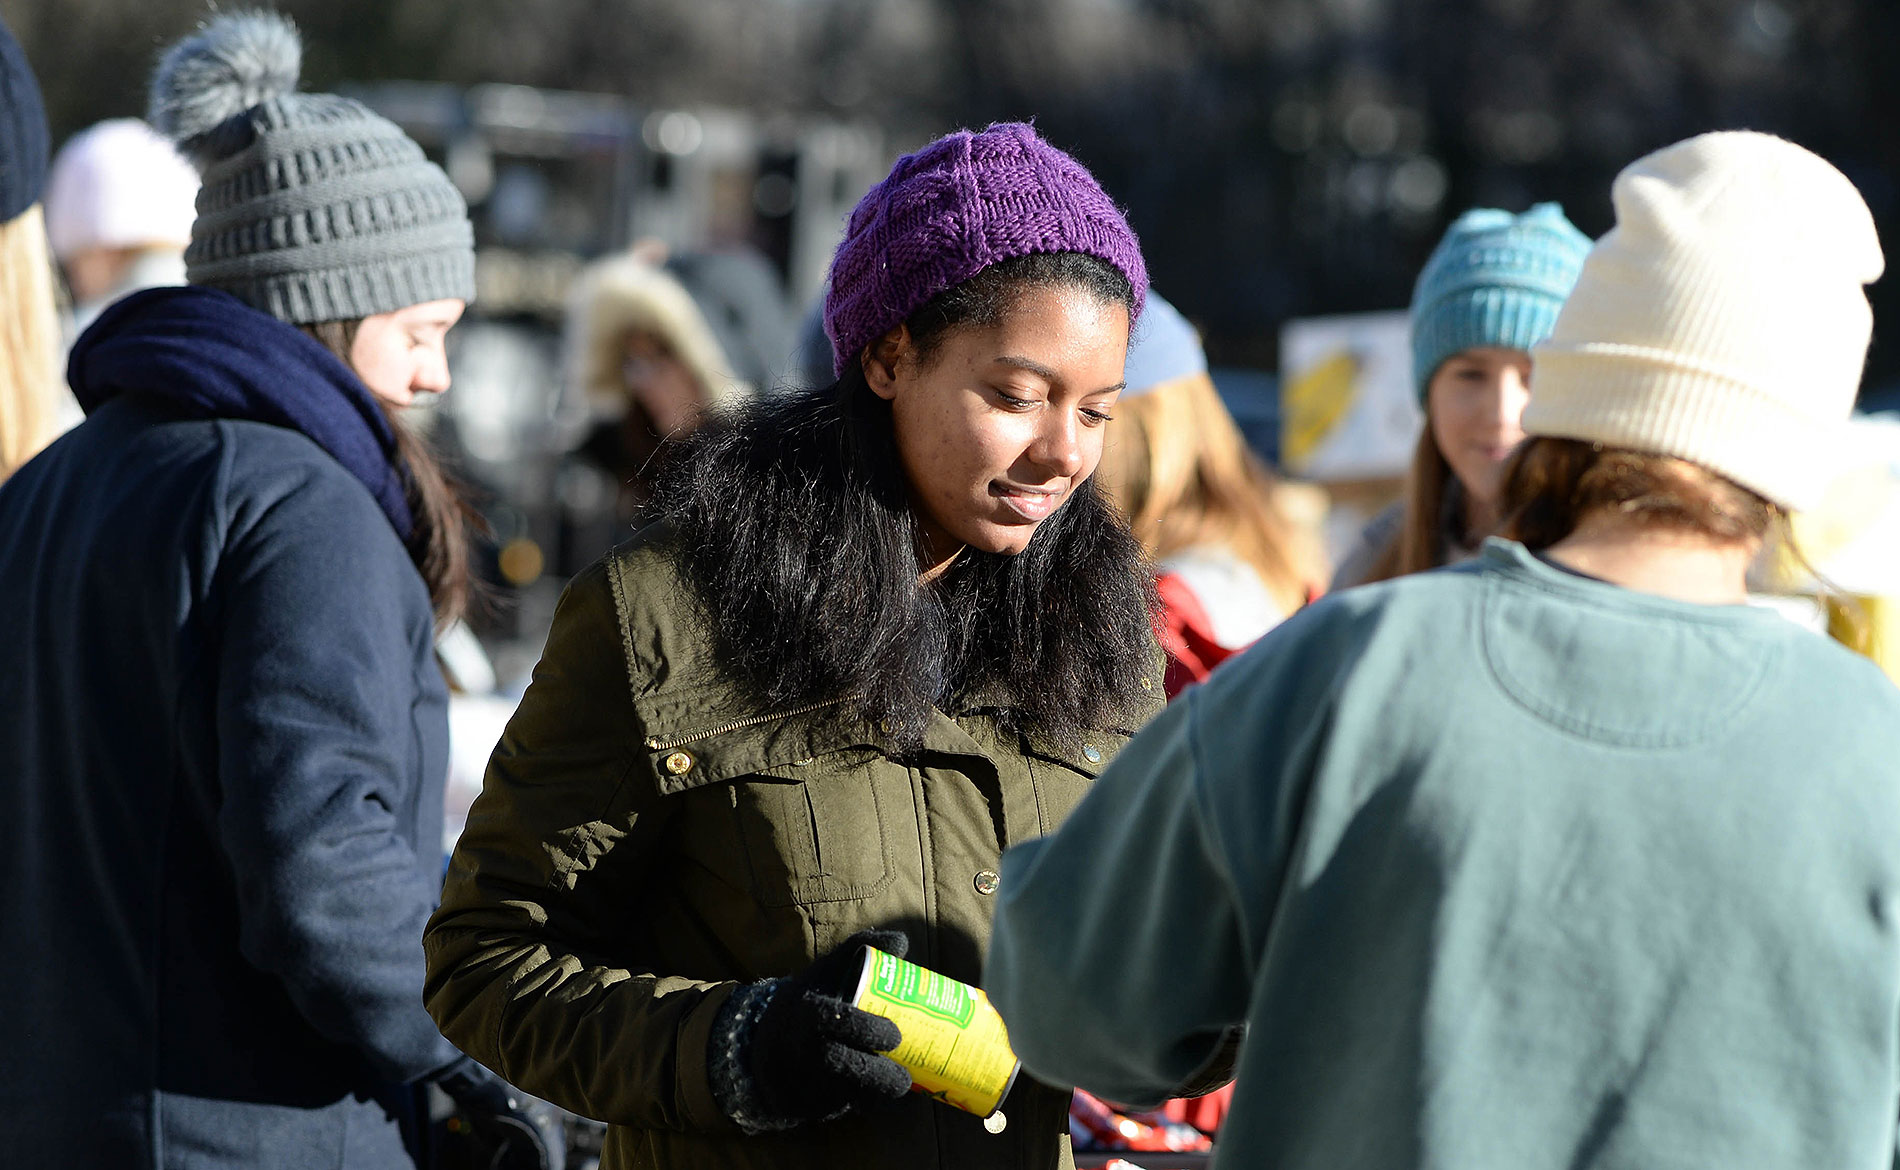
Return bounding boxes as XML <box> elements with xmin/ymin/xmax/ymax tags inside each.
<box><xmin>861</xmin><ymin>325</ymin><xmax>912</xmax><ymax>402</ymax></box>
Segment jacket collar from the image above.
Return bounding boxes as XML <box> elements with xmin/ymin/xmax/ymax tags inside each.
<box><xmin>68</xmin><ymin>286</ymin><xmax>414</xmax><ymax>541</ymax></box>
<box><xmin>605</xmin><ymin>535</ymin><xmax>1126</xmax><ymax>795</ymax></box>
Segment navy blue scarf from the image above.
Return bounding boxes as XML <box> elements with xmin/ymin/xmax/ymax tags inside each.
<box><xmin>68</xmin><ymin>286</ymin><xmax>415</xmax><ymax>540</ymax></box>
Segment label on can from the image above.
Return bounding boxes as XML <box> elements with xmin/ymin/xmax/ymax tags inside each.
<box><xmin>852</xmin><ymin>946</ymin><xmax>1021</xmax><ymax>1119</ymax></box>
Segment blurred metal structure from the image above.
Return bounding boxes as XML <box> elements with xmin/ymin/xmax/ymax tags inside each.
<box><xmin>337</xmin><ymin>81</ymin><xmax>894</xmax><ymax>667</ymax></box>
<box><xmin>344</xmin><ymin>80</ymin><xmax>890</xmax><ymax>310</ymax></box>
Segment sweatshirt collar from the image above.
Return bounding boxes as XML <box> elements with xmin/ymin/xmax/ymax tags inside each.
<box><xmin>1476</xmin><ymin>537</ymin><xmax>1782</xmax><ymax>626</ymax></box>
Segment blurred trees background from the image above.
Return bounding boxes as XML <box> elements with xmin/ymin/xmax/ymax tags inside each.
<box><xmin>6</xmin><ymin>0</ymin><xmax>1896</xmax><ymax>387</ymax></box>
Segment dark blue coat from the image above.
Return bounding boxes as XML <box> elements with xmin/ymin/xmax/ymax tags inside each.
<box><xmin>0</xmin><ymin>290</ymin><xmax>461</xmax><ymax>1168</ymax></box>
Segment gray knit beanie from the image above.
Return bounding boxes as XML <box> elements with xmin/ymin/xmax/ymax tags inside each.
<box><xmin>148</xmin><ymin>11</ymin><xmax>474</xmax><ymax>323</ymax></box>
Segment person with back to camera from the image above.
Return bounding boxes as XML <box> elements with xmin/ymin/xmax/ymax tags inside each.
<box><xmin>1095</xmin><ymin>289</ymin><xmax>1329</xmax><ymax>697</ymax></box>
<box><xmin>986</xmin><ymin>132</ymin><xmax>1900</xmax><ymax>1169</ymax></box>
<box><xmin>0</xmin><ymin>12</ymin><xmax>548</xmax><ymax>1168</ymax></box>
<box><xmin>1332</xmin><ymin>202</ymin><xmax>1590</xmax><ymax>587</ymax></box>
<box><xmin>423</xmin><ymin>122</ymin><xmax>1173</xmax><ymax>1169</ymax></box>
<box><xmin>0</xmin><ymin>12</ymin><xmax>63</xmax><ymax>482</ymax></box>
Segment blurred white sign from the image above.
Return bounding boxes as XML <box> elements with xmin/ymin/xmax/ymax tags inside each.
<box><xmin>1785</xmin><ymin>413</ymin><xmax>1900</xmax><ymax>596</ymax></box>
<box><xmin>1279</xmin><ymin>311</ymin><xmax>1420</xmax><ymax>481</ymax></box>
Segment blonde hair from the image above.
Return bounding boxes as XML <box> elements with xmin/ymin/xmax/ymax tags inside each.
<box><xmin>0</xmin><ymin>205</ymin><xmax>64</xmax><ymax>480</ymax></box>
<box><xmin>1095</xmin><ymin>370</ymin><xmax>1323</xmax><ymax>615</ymax></box>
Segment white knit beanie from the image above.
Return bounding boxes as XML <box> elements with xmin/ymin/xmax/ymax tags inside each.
<box><xmin>1522</xmin><ymin>131</ymin><xmax>1883</xmax><ymax>511</ymax></box>
<box><xmin>43</xmin><ymin>119</ymin><xmax>199</xmax><ymax>261</ymax></box>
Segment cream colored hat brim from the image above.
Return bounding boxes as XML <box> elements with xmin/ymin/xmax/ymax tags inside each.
<box><xmin>1520</xmin><ymin>130</ymin><xmax>1882</xmax><ymax>512</ymax></box>
<box><xmin>1525</xmin><ymin>341</ymin><xmax>1840</xmax><ymax>511</ymax></box>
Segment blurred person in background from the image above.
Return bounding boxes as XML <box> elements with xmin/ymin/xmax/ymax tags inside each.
<box><xmin>1332</xmin><ymin>203</ymin><xmax>1590</xmax><ymax>587</ymax></box>
<box><xmin>1096</xmin><ymin>289</ymin><xmax>1329</xmax><ymax>697</ymax></box>
<box><xmin>424</xmin><ymin>122</ymin><xmax>1169</xmax><ymax>1170</ymax></box>
<box><xmin>988</xmin><ymin>131</ymin><xmax>1900</xmax><ymax>1170</ymax></box>
<box><xmin>44</xmin><ymin>117</ymin><xmax>199</xmax><ymax>334</ymax></box>
<box><xmin>0</xmin><ymin>13</ymin><xmax>546</xmax><ymax>1168</ymax></box>
<box><xmin>0</xmin><ymin>13</ymin><xmax>62</xmax><ymax>482</ymax></box>
<box><xmin>561</xmin><ymin>249</ymin><xmax>753</xmax><ymax>554</ymax></box>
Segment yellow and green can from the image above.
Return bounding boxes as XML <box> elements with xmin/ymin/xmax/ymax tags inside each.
<box><xmin>852</xmin><ymin>946</ymin><xmax>1021</xmax><ymax>1122</ymax></box>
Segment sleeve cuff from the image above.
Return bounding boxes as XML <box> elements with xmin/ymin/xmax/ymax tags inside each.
<box><xmin>675</xmin><ymin>980</ymin><xmax>750</xmax><ymax>1134</ymax></box>
<box><xmin>703</xmin><ymin>978</ymin><xmax>802</xmax><ymax>1134</ymax></box>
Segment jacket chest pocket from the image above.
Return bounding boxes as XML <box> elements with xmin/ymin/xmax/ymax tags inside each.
<box><xmin>730</xmin><ymin>760</ymin><xmax>893</xmax><ymax>907</ymax></box>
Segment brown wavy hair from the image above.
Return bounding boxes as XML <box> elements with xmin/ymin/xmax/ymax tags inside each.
<box><xmin>302</xmin><ymin>319</ymin><xmax>482</xmax><ymax>627</ymax></box>
<box><xmin>1497</xmin><ymin>436</ymin><xmax>1779</xmax><ymax>550</ymax></box>
<box><xmin>1094</xmin><ymin>370</ymin><xmax>1323</xmax><ymax>613</ymax></box>
<box><xmin>1495</xmin><ymin>436</ymin><xmax>1865</xmax><ymax>644</ymax></box>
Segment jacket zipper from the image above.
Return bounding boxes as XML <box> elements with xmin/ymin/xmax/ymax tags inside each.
<box><xmin>644</xmin><ymin>699</ymin><xmax>845</xmax><ymax>751</ymax></box>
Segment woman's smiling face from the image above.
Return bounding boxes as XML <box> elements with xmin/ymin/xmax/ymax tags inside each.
<box><xmin>866</xmin><ymin>282</ymin><xmax>1130</xmax><ymax>575</ymax></box>
<box><xmin>1427</xmin><ymin>345</ymin><xmax>1534</xmax><ymax>510</ymax></box>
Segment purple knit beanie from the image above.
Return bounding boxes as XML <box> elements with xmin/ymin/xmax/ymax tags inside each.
<box><xmin>823</xmin><ymin>122</ymin><xmax>1146</xmax><ymax>376</ymax></box>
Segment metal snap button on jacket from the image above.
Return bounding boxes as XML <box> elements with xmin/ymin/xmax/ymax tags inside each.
<box><xmin>663</xmin><ymin>750</ymin><xmax>695</xmax><ymax>776</ymax></box>
<box><xmin>1082</xmin><ymin>744</ymin><xmax>1102</xmax><ymax>763</ymax></box>
<box><xmin>974</xmin><ymin>869</ymin><xmax>1000</xmax><ymax>895</ymax></box>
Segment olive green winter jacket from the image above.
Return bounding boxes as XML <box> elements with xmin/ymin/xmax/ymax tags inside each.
<box><xmin>423</xmin><ymin>532</ymin><xmax>1161</xmax><ymax>1169</ymax></box>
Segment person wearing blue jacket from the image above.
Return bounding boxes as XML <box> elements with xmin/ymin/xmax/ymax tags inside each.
<box><xmin>0</xmin><ymin>13</ymin><xmax>531</xmax><ymax>1169</ymax></box>
<box><xmin>986</xmin><ymin>132</ymin><xmax>1900</xmax><ymax>1168</ymax></box>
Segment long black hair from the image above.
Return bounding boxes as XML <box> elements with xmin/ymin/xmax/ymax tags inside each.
<box><xmin>650</xmin><ymin>252</ymin><xmax>1158</xmax><ymax>754</ymax></box>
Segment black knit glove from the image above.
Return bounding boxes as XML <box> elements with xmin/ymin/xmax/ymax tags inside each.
<box><xmin>709</xmin><ymin>929</ymin><xmax>913</xmax><ymax>1132</ymax></box>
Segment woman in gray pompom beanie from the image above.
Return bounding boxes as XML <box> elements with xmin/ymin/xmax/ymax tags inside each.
<box><xmin>0</xmin><ymin>12</ymin><xmax>543</xmax><ymax>1170</ymax></box>
<box><xmin>144</xmin><ymin>8</ymin><xmax>482</xmax><ymax>617</ymax></box>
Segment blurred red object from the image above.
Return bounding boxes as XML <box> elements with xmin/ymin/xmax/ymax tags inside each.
<box><xmin>1154</xmin><ymin>573</ymin><xmax>1239</xmax><ymax>698</ymax></box>
<box><xmin>1070</xmin><ymin>1090</ymin><xmax>1213</xmax><ymax>1153</ymax></box>
<box><xmin>1160</xmin><ymin>1084</ymin><xmax>1232</xmax><ymax>1134</ymax></box>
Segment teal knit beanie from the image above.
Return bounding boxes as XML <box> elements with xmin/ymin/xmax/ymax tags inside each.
<box><xmin>1409</xmin><ymin>202</ymin><xmax>1590</xmax><ymax>403</ymax></box>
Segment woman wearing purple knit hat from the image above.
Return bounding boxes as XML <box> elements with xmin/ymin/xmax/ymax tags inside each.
<box><xmin>426</xmin><ymin>123</ymin><xmax>1169</xmax><ymax>1169</ymax></box>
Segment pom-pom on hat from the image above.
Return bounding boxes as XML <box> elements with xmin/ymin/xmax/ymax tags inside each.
<box><xmin>1523</xmin><ymin>131</ymin><xmax>1882</xmax><ymax>512</ymax></box>
<box><xmin>44</xmin><ymin>119</ymin><xmax>200</xmax><ymax>260</ymax></box>
<box><xmin>823</xmin><ymin>122</ymin><xmax>1145</xmax><ymax>377</ymax></box>
<box><xmin>1121</xmin><ymin>289</ymin><xmax>1206</xmax><ymax>397</ymax></box>
<box><xmin>0</xmin><ymin>12</ymin><xmax>49</xmax><ymax>224</ymax></box>
<box><xmin>1409</xmin><ymin>202</ymin><xmax>1590</xmax><ymax>403</ymax></box>
<box><xmin>148</xmin><ymin>10</ymin><xmax>474</xmax><ymax>324</ymax></box>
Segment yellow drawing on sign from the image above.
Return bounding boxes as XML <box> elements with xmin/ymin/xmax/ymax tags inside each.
<box><xmin>1282</xmin><ymin>349</ymin><xmax>1361</xmax><ymax>471</ymax></box>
